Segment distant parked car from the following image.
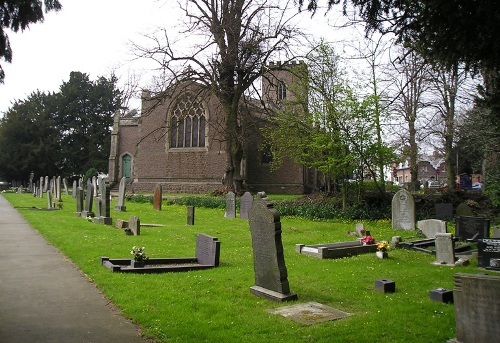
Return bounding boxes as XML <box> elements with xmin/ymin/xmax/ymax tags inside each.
<box><xmin>428</xmin><ymin>181</ymin><xmax>441</xmax><ymax>188</ymax></box>
<box><xmin>472</xmin><ymin>182</ymin><xmax>483</xmax><ymax>191</ymax></box>
<box><xmin>0</xmin><ymin>180</ymin><xmax>10</xmax><ymax>191</ymax></box>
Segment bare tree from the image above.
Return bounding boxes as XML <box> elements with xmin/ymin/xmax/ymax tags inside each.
<box><xmin>133</xmin><ymin>0</ymin><xmax>302</xmax><ymax>192</ymax></box>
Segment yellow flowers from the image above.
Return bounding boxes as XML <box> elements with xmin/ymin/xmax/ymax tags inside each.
<box><xmin>377</xmin><ymin>241</ymin><xmax>390</xmax><ymax>252</ymax></box>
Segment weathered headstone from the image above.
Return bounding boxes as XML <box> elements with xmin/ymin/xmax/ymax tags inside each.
<box><xmin>129</xmin><ymin>216</ymin><xmax>140</xmax><ymax>235</ymax></box>
<box><xmin>249</xmin><ymin>192</ymin><xmax>297</xmax><ymax>302</ymax></box>
<box><xmin>417</xmin><ymin>219</ymin><xmax>447</xmax><ymax>238</ymax></box>
<box><xmin>63</xmin><ymin>177</ymin><xmax>69</xmax><ymax>195</ymax></box>
<box><xmin>456</xmin><ymin>202</ymin><xmax>474</xmax><ymax>217</ymax></box>
<box><xmin>92</xmin><ymin>176</ymin><xmax>98</xmax><ymax>197</ymax></box>
<box><xmin>477</xmin><ymin>238</ymin><xmax>500</xmax><ymax>271</ymax></box>
<box><xmin>225</xmin><ymin>191</ymin><xmax>236</xmax><ymax>218</ymax></box>
<box><xmin>391</xmin><ymin>189</ymin><xmax>415</xmax><ymax>230</ymax></box>
<box><xmin>94</xmin><ymin>178</ymin><xmax>111</xmax><ymax>225</ymax></box>
<box><xmin>453</xmin><ymin>273</ymin><xmax>500</xmax><ymax>343</ymax></box>
<box><xmin>195</xmin><ymin>234</ymin><xmax>220</xmax><ymax>266</ymax></box>
<box><xmin>432</xmin><ymin>233</ymin><xmax>455</xmax><ymax>266</ymax></box>
<box><xmin>187</xmin><ymin>206</ymin><xmax>195</xmax><ymax>225</ymax></box>
<box><xmin>435</xmin><ymin>203</ymin><xmax>453</xmax><ymax>221</ymax></box>
<box><xmin>455</xmin><ymin>216</ymin><xmax>490</xmax><ymax>241</ymax></box>
<box><xmin>355</xmin><ymin>223</ymin><xmax>366</xmax><ymax>238</ymax></box>
<box><xmin>47</xmin><ymin>191</ymin><xmax>53</xmax><ymax>209</ymax></box>
<box><xmin>75</xmin><ymin>187</ymin><xmax>84</xmax><ymax>216</ymax></box>
<box><xmin>72</xmin><ymin>180</ymin><xmax>77</xmax><ymax>198</ymax></box>
<box><xmin>81</xmin><ymin>181</ymin><xmax>94</xmax><ymax>218</ymax></box>
<box><xmin>153</xmin><ymin>184</ymin><xmax>162</xmax><ymax>211</ymax></box>
<box><xmin>114</xmin><ymin>177</ymin><xmax>127</xmax><ymax>211</ymax></box>
<box><xmin>39</xmin><ymin>177</ymin><xmax>44</xmax><ymax>198</ymax></box>
<box><xmin>240</xmin><ymin>192</ymin><xmax>253</xmax><ymax>219</ymax></box>
<box><xmin>43</xmin><ymin>176</ymin><xmax>49</xmax><ymax>192</ymax></box>
<box><xmin>55</xmin><ymin>176</ymin><xmax>61</xmax><ymax>201</ymax></box>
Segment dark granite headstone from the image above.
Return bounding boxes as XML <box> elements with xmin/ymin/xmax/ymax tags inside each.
<box><xmin>477</xmin><ymin>238</ymin><xmax>500</xmax><ymax>271</ymax></box>
<box><xmin>153</xmin><ymin>184</ymin><xmax>162</xmax><ymax>211</ymax></box>
<box><xmin>187</xmin><ymin>206</ymin><xmax>195</xmax><ymax>225</ymax></box>
<box><xmin>225</xmin><ymin>191</ymin><xmax>236</xmax><ymax>218</ymax></box>
<box><xmin>195</xmin><ymin>234</ymin><xmax>220</xmax><ymax>266</ymax></box>
<box><xmin>455</xmin><ymin>216</ymin><xmax>490</xmax><ymax>241</ymax></box>
<box><xmin>129</xmin><ymin>216</ymin><xmax>140</xmax><ymax>236</ymax></box>
<box><xmin>453</xmin><ymin>273</ymin><xmax>500</xmax><ymax>343</ymax></box>
<box><xmin>249</xmin><ymin>192</ymin><xmax>297</xmax><ymax>302</ymax></box>
<box><xmin>240</xmin><ymin>192</ymin><xmax>253</xmax><ymax>219</ymax></box>
<box><xmin>435</xmin><ymin>203</ymin><xmax>453</xmax><ymax>221</ymax></box>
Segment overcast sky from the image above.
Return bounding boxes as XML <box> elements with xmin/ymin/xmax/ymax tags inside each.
<box><xmin>0</xmin><ymin>1</ymin><xmax>339</xmax><ymax>116</ymax></box>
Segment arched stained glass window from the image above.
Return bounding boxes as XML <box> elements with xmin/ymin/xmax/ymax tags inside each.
<box><xmin>170</xmin><ymin>96</ymin><xmax>206</xmax><ymax>148</ymax></box>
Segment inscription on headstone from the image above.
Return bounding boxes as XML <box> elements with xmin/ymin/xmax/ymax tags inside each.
<box><xmin>225</xmin><ymin>191</ymin><xmax>236</xmax><ymax>218</ymax></box>
<box><xmin>453</xmin><ymin>273</ymin><xmax>500</xmax><ymax>343</ymax></box>
<box><xmin>240</xmin><ymin>192</ymin><xmax>253</xmax><ymax>219</ymax></box>
<box><xmin>153</xmin><ymin>184</ymin><xmax>162</xmax><ymax>211</ymax></box>
<box><xmin>248</xmin><ymin>192</ymin><xmax>297</xmax><ymax>302</ymax></box>
<box><xmin>455</xmin><ymin>216</ymin><xmax>490</xmax><ymax>241</ymax></box>
<box><xmin>477</xmin><ymin>239</ymin><xmax>500</xmax><ymax>271</ymax></box>
<box><xmin>391</xmin><ymin>189</ymin><xmax>415</xmax><ymax>230</ymax></box>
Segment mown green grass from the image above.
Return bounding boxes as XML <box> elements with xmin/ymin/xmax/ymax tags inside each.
<box><xmin>3</xmin><ymin>192</ymin><xmax>484</xmax><ymax>342</ymax></box>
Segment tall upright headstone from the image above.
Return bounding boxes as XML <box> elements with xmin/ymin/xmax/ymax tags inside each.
<box><xmin>39</xmin><ymin>177</ymin><xmax>44</xmax><ymax>198</ymax></box>
<box><xmin>92</xmin><ymin>176</ymin><xmax>98</xmax><ymax>198</ymax></box>
<box><xmin>187</xmin><ymin>206</ymin><xmax>195</xmax><ymax>225</ymax></box>
<box><xmin>63</xmin><ymin>177</ymin><xmax>69</xmax><ymax>195</ymax></box>
<box><xmin>153</xmin><ymin>184</ymin><xmax>162</xmax><ymax>211</ymax></box>
<box><xmin>391</xmin><ymin>189</ymin><xmax>415</xmax><ymax>230</ymax></box>
<box><xmin>240</xmin><ymin>192</ymin><xmax>253</xmax><ymax>220</ymax></box>
<box><xmin>47</xmin><ymin>191</ymin><xmax>53</xmax><ymax>209</ymax></box>
<box><xmin>72</xmin><ymin>180</ymin><xmax>77</xmax><ymax>198</ymax></box>
<box><xmin>75</xmin><ymin>187</ymin><xmax>84</xmax><ymax>216</ymax></box>
<box><xmin>114</xmin><ymin>177</ymin><xmax>127</xmax><ymax>211</ymax></box>
<box><xmin>129</xmin><ymin>216</ymin><xmax>140</xmax><ymax>236</ymax></box>
<box><xmin>94</xmin><ymin>177</ymin><xmax>111</xmax><ymax>225</ymax></box>
<box><xmin>225</xmin><ymin>191</ymin><xmax>236</xmax><ymax>218</ymax></box>
<box><xmin>43</xmin><ymin>176</ymin><xmax>49</xmax><ymax>192</ymax></box>
<box><xmin>248</xmin><ymin>192</ymin><xmax>297</xmax><ymax>302</ymax></box>
<box><xmin>432</xmin><ymin>233</ymin><xmax>455</xmax><ymax>266</ymax></box>
<box><xmin>55</xmin><ymin>176</ymin><xmax>61</xmax><ymax>201</ymax></box>
<box><xmin>453</xmin><ymin>273</ymin><xmax>500</xmax><ymax>343</ymax></box>
<box><xmin>81</xmin><ymin>181</ymin><xmax>94</xmax><ymax>218</ymax></box>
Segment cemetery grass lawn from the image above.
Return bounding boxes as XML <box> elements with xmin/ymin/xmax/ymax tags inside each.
<box><xmin>4</xmin><ymin>193</ymin><xmax>483</xmax><ymax>343</ymax></box>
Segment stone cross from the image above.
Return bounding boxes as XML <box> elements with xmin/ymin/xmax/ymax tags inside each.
<box><xmin>225</xmin><ymin>191</ymin><xmax>236</xmax><ymax>218</ymax></box>
<box><xmin>391</xmin><ymin>189</ymin><xmax>415</xmax><ymax>230</ymax></box>
<box><xmin>248</xmin><ymin>192</ymin><xmax>297</xmax><ymax>302</ymax></box>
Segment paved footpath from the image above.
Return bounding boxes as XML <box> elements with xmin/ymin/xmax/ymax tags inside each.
<box><xmin>0</xmin><ymin>194</ymin><xmax>149</xmax><ymax>343</ymax></box>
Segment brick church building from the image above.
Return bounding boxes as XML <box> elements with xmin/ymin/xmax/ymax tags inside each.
<box><xmin>107</xmin><ymin>62</ymin><xmax>316</xmax><ymax>194</ymax></box>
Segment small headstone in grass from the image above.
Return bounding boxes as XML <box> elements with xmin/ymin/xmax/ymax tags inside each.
<box><xmin>435</xmin><ymin>203</ymin><xmax>453</xmax><ymax>221</ymax></box>
<box><xmin>225</xmin><ymin>191</ymin><xmax>236</xmax><ymax>218</ymax></box>
<box><xmin>129</xmin><ymin>216</ymin><xmax>140</xmax><ymax>236</ymax></box>
<box><xmin>187</xmin><ymin>206</ymin><xmax>195</xmax><ymax>225</ymax></box>
<box><xmin>453</xmin><ymin>273</ymin><xmax>500</xmax><ymax>343</ymax></box>
<box><xmin>391</xmin><ymin>189</ymin><xmax>415</xmax><ymax>230</ymax></box>
<box><xmin>249</xmin><ymin>191</ymin><xmax>297</xmax><ymax>302</ymax></box>
<box><xmin>433</xmin><ymin>233</ymin><xmax>455</xmax><ymax>266</ymax></box>
<box><xmin>455</xmin><ymin>216</ymin><xmax>490</xmax><ymax>241</ymax></box>
<box><xmin>153</xmin><ymin>184</ymin><xmax>162</xmax><ymax>211</ymax></box>
<box><xmin>417</xmin><ymin>219</ymin><xmax>447</xmax><ymax>238</ymax></box>
<box><xmin>240</xmin><ymin>191</ymin><xmax>253</xmax><ymax>219</ymax></box>
<box><xmin>115</xmin><ymin>219</ymin><xmax>128</xmax><ymax>229</ymax></box>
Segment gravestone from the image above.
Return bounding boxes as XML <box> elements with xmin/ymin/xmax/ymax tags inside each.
<box><xmin>81</xmin><ymin>181</ymin><xmax>94</xmax><ymax>218</ymax></box>
<box><xmin>187</xmin><ymin>206</ymin><xmax>195</xmax><ymax>225</ymax></box>
<box><xmin>240</xmin><ymin>192</ymin><xmax>253</xmax><ymax>219</ymax></box>
<box><xmin>355</xmin><ymin>223</ymin><xmax>366</xmax><ymax>238</ymax></box>
<box><xmin>492</xmin><ymin>227</ymin><xmax>500</xmax><ymax>238</ymax></box>
<box><xmin>249</xmin><ymin>192</ymin><xmax>297</xmax><ymax>302</ymax></box>
<box><xmin>94</xmin><ymin>197</ymin><xmax>101</xmax><ymax>217</ymax></box>
<box><xmin>72</xmin><ymin>180</ymin><xmax>77</xmax><ymax>198</ymax></box>
<box><xmin>417</xmin><ymin>219</ymin><xmax>447</xmax><ymax>238</ymax></box>
<box><xmin>153</xmin><ymin>184</ymin><xmax>162</xmax><ymax>211</ymax></box>
<box><xmin>63</xmin><ymin>177</ymin><xmax>69</xmax><ymax>195</ymax></box>
<box><xmin>114</xmin><ymin>177</ymin><xmax>127</xmax><ymax>211</ymax></box>
<box><xmin>55</xmin><ymin>176</ymin><xmax>61</xmax><ymax>201</ymax></box>
<box><xmin>129</xmin><ymin>216</ymin><xmax>140</xmax><ymax>236</ymax></box>
<box><xmin>195</xmin><ymin>234</ymin><xmax>221</xmax><ymax>266</ymax></box>
<box><xmin>391</xmin><ymin>189</ymin><xmax>415</xmax><ymax>230</ymax></box>
<box><xmin>455</xmin><ymin>216</ymin><xmax>490</xmax><ymax>241</ymax></box>
<box><xmin>94</xmin><ymin>178</ymin><xmax>111</xmax><ymax>225</ymax></box>
<box><xmin>225</xmin><ymin>191</ymin><xmax>236</xmax><ymax>218</ymax></box>
<box><xmin>456</xmin><ymin>202</ymin><xmax>474</xmax><ymax>217</ymax></box>
<box><xmin>477</xmin><ymin>238</ymin><xmax>500</xmax><ymax>271</ymax></box>
<box><xmin>432</xmin><ymin>233</ymin><xmax>455</xmax><ymax>266</ymax></box>
<box><xmin>47</xmin><ymin>191</ymin><xmax>53</xmax><ymax>209</ymax></box>
<box><xmin>75</xmin><ymin>187</ymin><xmax>84</xmax><ymax>216</ymax></box>
<box><xmin>453</xmin><ymin>273</ymin><xmax>500</xmax><ymax>343</ymax></box>
<box><xmin>435</xmin><ymin>203</ymin><xmax>453</xmax><ymax>221</ymax></box>
<box><xmin>44</xmin><ymin>176</ymin><xmax>49</xmax><ymax>192</ymax></box>
<box><xmin>92</xmin><ymin>176</ymin><xmax>98</xmax><ymax>197</ymax></box>
<box><xmin>39</xmin><ymin>177</ymin><xmax>44</xmax><ymax>198</ymax></box>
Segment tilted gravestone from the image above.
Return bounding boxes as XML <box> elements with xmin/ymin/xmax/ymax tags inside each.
<box><xmin>455</xmin><ymin>216</ymin><xmax>490</xmax><ymax>241</ymax></box>
<box><xmin>129</xmin><ymin>216</ymin><xmax>140</xmax><ymax>236</ymax></box>
<box><xmin>240</xmin><ymin>192</ymin><xmax>253</xmax><ymax>219</ymax></box>
<box><xmin>187</xmin><ymin>206</ymin><xmax>195</xmax><ymax>225</ymax></box>
<box><xmin>432</xmin><ymin>233</ymin><xmax>455</xmax><ymax>266</ymax></box>
<box><xmin>225</xmin><ymin>191</ymin><xmax>236</xmax><ymax>218</ymax></box>
<box><xmin>114</xmin><ymin>177</ymin><xmax>127</xmax><ymax>211</ymax></box>
<box><xmin>477</xmin><ymin>238</ymin><xmax>500</xmax><ymax>271</ymax></box>
<box><xmin>391</xmin><ymin>189</ymin><xmax>415</xmax><ymax>230</ymax></box>
<box><xmin>249</xmin><ymin>192</ymin><xmax>297</xmax><ymax>302</ymax></box>
<box><xmin>43</xmin><ymin>176</ymin><xmax>49</xmax><ymax>192</ymax></box>
<box><xmin>435</xmin><ymin>203</ymin><xmax>453</xmax><ymax>221</ymax></box>
<box><xmin>153</xmin><ymin>184</ymin><xmax>162</xmax><ymax>211</ymax></box>
<box><xmin>453</xmin><ymin>273</ymin><xmax>500</xmax><ymax>343</ymax></box>
<box><xmin>417</xmin><ymin>219</ymin><xmax>447</xmax><ymax>238</ymax></box>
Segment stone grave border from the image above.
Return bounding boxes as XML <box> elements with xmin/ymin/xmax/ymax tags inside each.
<box><xmin>296</xmin><ymin>241</ymin><xmax>377</xmax><ymax>259</ymax></box>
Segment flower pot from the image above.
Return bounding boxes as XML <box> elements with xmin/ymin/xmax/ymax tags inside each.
<box><xmin>376</xmin><ymin>251</ymin><xmax>388</xmax><ymax>259</ymax></box>
<box><xmin>131</xmin><ymin>260</ymin><xmax>145</xmax><ymax>268</ymax></box>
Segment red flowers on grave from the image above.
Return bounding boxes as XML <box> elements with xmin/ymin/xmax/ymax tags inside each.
<box><xmin>361</xmin><ymin>235</ymin><xmax>375</xmax><ymax>245</ymax></box>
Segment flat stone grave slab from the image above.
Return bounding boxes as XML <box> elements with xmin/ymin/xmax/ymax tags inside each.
<box><xmin>267</xmin><ymin>302</ymin><xmax>350</xmax><ymax>325</ymax></box>
<box><xmin>296</xmin><ymin>241</ymin><xmax>377</xmax><ymax>259</ymax></box>
<box><xmin>101</xmin><ymin>234</ymin><xmax>220</xmax><ymax>273</ymax></box>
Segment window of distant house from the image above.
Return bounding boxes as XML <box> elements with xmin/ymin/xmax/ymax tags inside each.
<box><xmin>277</xmin><ymin>80</ymin><xmax>286</xmax><ymax>101</ymax></box>
<box><xmin>170</xmin><ymin>96</ymin><xmax>206</xmax><ymax>148</ymax></box>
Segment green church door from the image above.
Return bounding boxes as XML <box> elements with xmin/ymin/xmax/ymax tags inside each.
<box><xmin>122</xmin><ymin>154</ymin><xmax>132</xmax><ymax>180</ymax></box>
